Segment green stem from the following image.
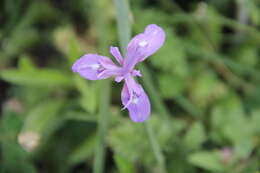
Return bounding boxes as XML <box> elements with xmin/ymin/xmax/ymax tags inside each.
<box><xmin>113</xmin><ymin>0</ymin><xmax>168</xmax><ymax>172</ymax></box>
<box><xmin>139</xmin><ymin>64</ymin><xmax>170</xmax><ymax>119</ymax></box>
<box><xmin>93</xmin><ymin>81</ymin><xmax>111</xmax><ymax>173</ymax></box>
<box><xmin>92</xmin><ymin>0</ymin><xmax>111</xmax><ymax>173</ymax></box>
<box><xmin>145</xmin><ymin>122</ymin><xmax>167</xmax><ymax>173</ymax></box>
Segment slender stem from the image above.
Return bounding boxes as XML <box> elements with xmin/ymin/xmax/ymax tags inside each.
<box><xmin>139</xmin><ymin>64</ymin><xmax>170</xmax><ymax>119</ymax></box>
<box><xmin>113</xmin><ymin>0</ymin><xmax>131</xmax><ymax>55</ymax></box>
<box><xmin>145</xmin><ymin>122</ymin><xmax>167</xmax><ymax>173</ymax></box>
<box><xmin>113</xmin><ymin>0</ymin><xmax>168</xmax><ymax>172</ymax></box>
<box><xmin>93</xmin><ymin>81</ymin><xmax>111</xmax><ymax>173</ymax></box>
<box><xmin>92</xmin><ymin>0</ymin><xmax>111</xmax><ymax>173</ymax></box>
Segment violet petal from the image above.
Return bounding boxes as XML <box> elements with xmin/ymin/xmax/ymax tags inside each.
<box><xmin>72</xmin><ymin>54</ymin><xmax>121</xmax><ymax>80</ymax></box>
<box><xmin>121</xmin><ymin>77</ymin><xmax>151</xmax><ymax>122</ymax></box>
<box><xmin>110</xmin><ymin>46</ymin><xmax>123</xmax><ymax>65</ymax></box>
<box><xmin>123</xmin><ymin>24</ymin><xmax>165</xmax><ymax>70</ymax></box>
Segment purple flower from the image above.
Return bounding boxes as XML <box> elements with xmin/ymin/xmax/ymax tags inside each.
<box><xmin>72</xmin><ymin>24</ymin><xmax>165</xmax><ymax>122</ymax></box>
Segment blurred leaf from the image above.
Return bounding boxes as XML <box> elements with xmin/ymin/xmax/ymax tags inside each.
<box><xmin>151</xmin><ymin>29</ymin><xmax>189</xmax><ymax>77</ymax></box>
<box><xmin>114</xmin><ymin>154</ymin><xmax>136</xmax><ymax>173</ymax></box>
<box><xmin>183</xmin><ymin>122</ymin><xmax>206</xmax><ymax>150</ymax></box>
<box><xmin>236</xmin><ymin>47</ymin><xmax>258</xmax><ymax>67</ymax></box>
<box><xmin>188</xmin><ymin>151</ymin><xmax>224</xmax><ymax>172</ymax></box>
<box><xmin>234</xmin><ymin>140</ymin><xmax>253</xmax><ymax>159</ymax></box>
<box><xmin>158</xmin><ymin>73</ymin><xmax>185</xmax><ymax>99</ymax></box>
<box><xmin>193</xmin><ymin>5</ymin><xmax>223</xmax><ymax>48</ymax></box>
<box><xmin>0</xmin><ymin>68</ymin><xmax>73</xmax><ymax>87</ymax></box>
<box><xmin>18</xmin><ymin>55</ymin><xmax>36</xmax><ymax>71</ymax></box>
<box><xmin>2</xmin><ymin>29</ymin><xmax>40</xmax><ymax>57</ymax></box>
<box><xmin>190</xmin><ymin>71</ymin><xmax>219</xmax><ymax>108</ymax></box>
<box><xmin>250</xmin><ymin>1</ymin><xmax>260</xmax><ymax>25</ymax></box>
<box><xmin>134</xmin><ymin>8</ymin><xmax>171</xmax><ymax>31</ymax></box>
<box><xmin>68</xmin><ymin>134</ymin><xmax>97</xmax><ymax>165</ymax></box>
<box><xmin>108</xmin><ymin>116</ymin><xmax>173</xmax><ymax>166</ymax></box>
<box><xmin>22</xmin><ymin>100</ymin><xmax>64</xmax><ymax>135</ymax></box>
<box><xmin>0</xmin><ymin>110</ymin><xmax>36</xmax><ymax>173</ymax></box>
<box><xmin>251</xmin><ymin>109</ymin><xmax>260</xmax><ymax>134</ymax></box>
<box><xmin>74</xmin><ymin>76</ymin><xmax>98</xmax><ymax>113</ymax></box>
<box><xmin>210</xmin><ymin>93</ymin><xmax>255</xmax><ymax>146</ymax></box>
<box><xmin>53</xmin><ymin>26</ymin><xmax>88</xmax><ymax>64</ymax></box>
<box><xmin>64</xmin><ymin>111</ymin><xmax>97</xmax><ymax>122</ymax></box>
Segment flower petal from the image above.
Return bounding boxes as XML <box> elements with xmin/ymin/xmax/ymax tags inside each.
<box><xmin>123</xmin><ymin>24</ymin><xmax>165</xmax><ymax>70</ymax></box>
<box><xmin>110</xmin><ymin>46</ymin><xmax>123</xmax><ymax>65</ymax></box>
<box><xmin>121</xmin><ymin>77</ymin><xmax>151</xmax><ymax>122</ymax></box>
<box><xmin>72</xmin><ymin>54</ymin><xmax>121</xmax><ymax>80</ymax></box>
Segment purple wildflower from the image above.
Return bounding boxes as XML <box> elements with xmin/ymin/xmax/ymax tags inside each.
<box><xmin>72</xmin><ymin>24</ymin><xmax>165</xmax><ymax>122</ymax></box>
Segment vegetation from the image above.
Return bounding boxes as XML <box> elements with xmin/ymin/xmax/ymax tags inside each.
<box><xmin>0</xmin><ymin>0</ymin><xmax>260</xmax><ymax>172</ymax></box>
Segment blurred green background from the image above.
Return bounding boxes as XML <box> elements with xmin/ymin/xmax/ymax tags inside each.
<box><xmin>0</xmin><ymin>0</ymin><xmax>260</xmax><ymax>173</ymax></box>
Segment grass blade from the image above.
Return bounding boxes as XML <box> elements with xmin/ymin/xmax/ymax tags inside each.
<box><xmin>91</xmin><ymin>0</ymin><xmax>112</xmax><ymax>173</ymax></box>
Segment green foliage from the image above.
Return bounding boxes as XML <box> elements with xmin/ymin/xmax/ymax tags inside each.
<box><xmin>74</xmin><ymin>76</ymin><xmax>99</xmax><ymax>113</ymax></box>
<box><xmin>107</xmin><ymin>116</ymin><xmax>173</xmax><ymax>166</ymax></box>
<box><xmin>1</xmin><ymin>0</ymin><xmax>260</xmax><ymax>172</ymax></box>
<box><xmin>114</xmin><ymin>154</ymin><xmax>136</xmax><ymax>173</ymax></box>
<box><xmin>158</xmin><ymin>73</ymin><xmax>185</xmax><ymax>98</ymax></box>
<box><xmin>183</xmin><ymin>122</ymin><xmax>206</xmax><ymax>150</ymax></box>
<box><xmin>0</xmin><ymin>68</ymin><xmax>73</xmax><ymax>87</ymax></box>
<box><xmin>188</xmin><ymin>151</ymin><xmax>225</xmax><ymax>172</ymax></box>
<box><xmin>68</xmin><ymin>134</ymin><xmax>97</xmax><ymax>165</ymax></box>
<box><xmin>151</xmin><ymin>29</ymin><xmax>188</xmax><ymax>77</ymax></box>
<box><xmin>22</xmin><ymin>100</ymin><xmax>64</xmax><ymax>134</ymax></box>
<box><xmin>0</xmin><ymin>110</ymin><xmax>37</xmax><ymax>173</ymax></box>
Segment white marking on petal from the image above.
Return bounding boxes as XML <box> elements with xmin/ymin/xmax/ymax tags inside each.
<box><xmin>78</xmin><ymin>63</ymin><xmax>101</xmax><ymax>71</ymax></box>
<box><xmin>139</xmin><ymin>40</ymin><xmax>148</xmax><ymax>47</ymax></box>
<box><xmin>152</xmin><ymin>30</ymin><xmax>158</xmax><ymax>34</ymax></box>
<box><xmin>89</xmin><ymin>64</ymin><xmax>100</xmax><ymax>70</ymax></box>
<box><xmin>132</xmin><ymin>97</ymin><xmax>139</xmax><ymax>104</ymax></box>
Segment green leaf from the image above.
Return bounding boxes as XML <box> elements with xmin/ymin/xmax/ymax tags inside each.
<box><xmin>151</xmin><ymin>29</ymin><xmax>188</xmax><ymax>77</ymax></box>
<box><xmin>0</xmin><ymin>110</ymin><xmax>36</xmax><ymax>173</ymax></box>
<box><xmin>68</xmin><ymin>134</ymin><xmax>97</xmax><ymax>165</ymax></box>
<box><xmin>210</xmin><ymin>94</ymin><xmax>253</xmax><ymax>144</ymax></box>
<box><xmin>183</xmin><ymin>122</ymin><xmax>206</xmax><ymax>150</ymax></box>
<box><xmin>74</xmin><ymin>76</ymin><xmax>98</xmax><ymax>113</ymax></box>
<box><xmin>22</xmin><ymin>100</ymin><xmax>64</xmax><ymax>134</ymax></box>
<box><xmin>188</xmin><ymin>151</ymin><xmax>224</xmax><ymax>172</ymax></box>
<box><xmin>190</xmin><ymin>71</ymin><xmax>220</xmax><ymax>108</ymax></box>
<box><xmin>64</xmin><ymin>111</ymin><xmax>97</xmax><ymax>122</ymax></box>
<box><xmin>2</xmin><ymin>29</ymin><xmax>40</xmax><ymax>57</ymax></box>
<box><xmin>134</xmin><ymin>8</ymin><xmax>171</xmax><ymax>31</ymax></box>
<box><xmin>158</xmin><ymin>73</ymin><xmax>185</xmax><ymax>99</ymax></box>
<box><xmin>53</xmin><ymin>25</ymin><xmax>88</xmax><ymax>64</ymax></box>
<box><xmin>18</xmin><ymin>55</ymin><xmax>36</xmax><ymax>71</ymax></box>
<box><xmin>114</xmin><ymin>154</ymin><xmax>135</xmax><ymax>173</ymax></box>
<box><xmin>251</xmin><ymin>109</ymin><xmax>260</xmax><ymax>133</ymax></box>
<box><xmin>107</xmin><ymin>116</ymin><xmax>173</xmax><ymax>166</ymax></box>
<box><xmin>236</xmin><ymin>46</ymin><xmax>258</xmax><ymax>67</ymax></box>
<box><xmin>234</xmin><ymin>140</ymin><xmax>253</xmax><ymax>159</ymax></box>
<box><xmin>0</xmin><ymin>68</ymin><xmax>73</xmax><ymax>87</ymax></box>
